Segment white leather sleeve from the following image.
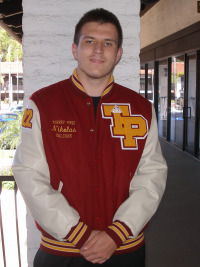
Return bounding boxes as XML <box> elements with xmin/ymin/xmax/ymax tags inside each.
<box><xmin>12</xmin><ymin>100</ymin><xmax>80</xmax><ymax>241</ymax></box>
<box><xmin>113</xmin><ymin>105</ymin><xmax>168</xmax><ymax>237</ymax></box>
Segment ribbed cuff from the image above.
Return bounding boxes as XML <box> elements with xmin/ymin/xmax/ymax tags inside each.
<box><xmin>65</xmin><ymin>221</ymin><xmax>92</xmax><ymax>249</ymax></box>
<box><xmin>105</xmin><ymin>220</ymin><xmax>132</xmax><ymax>247</ymax></box>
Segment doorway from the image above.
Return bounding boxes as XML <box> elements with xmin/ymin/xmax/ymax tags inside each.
<box><xmin>184</xmin><ymin>53</ymin><xmax>196</xmax><ymax>154</ymax></box>
<box><xmin>170</xmin><ymin>55</ymin><xmax>185</xmax><ymax>149</ymax></box>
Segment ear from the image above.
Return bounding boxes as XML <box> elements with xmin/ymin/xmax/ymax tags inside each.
<box><xmin>115</xmin><ymin>47</ymin><xmax>123</xmax><ymax>65</ymax></box>
<box><xmin>72</xmin><ymin>43</ymin><xmax>78</xmax><ymax>60</ymax></box>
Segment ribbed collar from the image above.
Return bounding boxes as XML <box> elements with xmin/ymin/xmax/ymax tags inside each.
<box><xmin>71</xmin><ymin>69</ymin><xmax>114</xmax><ymax>97</ymax></box>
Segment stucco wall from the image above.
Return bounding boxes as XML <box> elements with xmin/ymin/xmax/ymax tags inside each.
<box><xmin>23</xmin><ymin>0</ymin><xmax>141</xmax><ymax>105</ymax></box>
<box><xmin>141</xmin><ymin>0</ymin><xmax>200</xmax><ymax>48</ymax></box>
<box><xmin>22</xmin><ymin>1</ymin><xmax>140</xmax><ymax>266</ymax></box>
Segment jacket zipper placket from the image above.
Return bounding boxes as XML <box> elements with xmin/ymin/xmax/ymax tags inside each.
<box><xmin>91</xmin><ymin>97</ymin><xmax>102</xmax><ymax>229</ymax></box>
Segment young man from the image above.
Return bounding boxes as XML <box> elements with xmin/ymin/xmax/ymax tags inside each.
<box><xmin>12</xmin><ymin>8</ymin><xmax>167</xmax><ymax>267</ymax></box>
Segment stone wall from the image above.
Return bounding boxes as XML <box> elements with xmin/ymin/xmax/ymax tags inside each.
<box><xmin>23</xmin><ymin>0</ymin><xmax>141</xmax><ymax>105</ymax></box>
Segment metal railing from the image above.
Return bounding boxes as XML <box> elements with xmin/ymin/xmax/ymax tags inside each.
<box><xmin>0</xmin><ymin>176</ymin><xmax>21</xmax><ymax>267</ymax></box>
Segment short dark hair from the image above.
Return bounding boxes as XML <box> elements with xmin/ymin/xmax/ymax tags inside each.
<box><xmin>74</xmin><ymin>8</ymin><xmax>123</xmax><ymax>49</ymax></box>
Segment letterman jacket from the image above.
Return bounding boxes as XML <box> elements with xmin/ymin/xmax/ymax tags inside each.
<box><xmin>12</xmin><ymin>70</ymin><xmax>167</xmax><ymax>257</ymax></box>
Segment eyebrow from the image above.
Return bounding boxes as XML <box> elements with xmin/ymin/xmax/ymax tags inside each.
<box><xmin>83</xmin><ymin>36</ymin><xmax>117</xmax><ymax>43</ymax></box>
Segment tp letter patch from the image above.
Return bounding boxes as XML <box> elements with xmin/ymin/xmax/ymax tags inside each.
<box><xmin>101</xmin><ymin>103</ymin><xmax>148</xmax><ymax>150</ymax></box>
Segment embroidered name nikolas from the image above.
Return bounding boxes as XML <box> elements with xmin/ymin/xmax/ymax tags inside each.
<box><xmin>51</xmin><ymin>125</ymin><xmax>77</xmax><ymax>133</ymax></box>
<box><xmin>101</xmin><ymin>103</ymin><xmax>148</xmax><ymax>150</ymax></box>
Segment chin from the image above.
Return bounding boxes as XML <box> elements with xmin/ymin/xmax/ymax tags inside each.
<box><xmin>87</xmin><ymin>69</ymin><xmax>113</xmax><ymax>80</ymax></box>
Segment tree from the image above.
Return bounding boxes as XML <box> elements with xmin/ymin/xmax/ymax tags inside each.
<box><xmin>0</xmin><ymin>27</ymin><xmax>23</xmax><ymax>62</ymax></box>
<box><xmin>0</xmin><ymin>111</ymin><xmax>23</xmax><ymax>149</ymax></box>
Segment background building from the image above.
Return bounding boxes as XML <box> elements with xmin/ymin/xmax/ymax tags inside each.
<box><xmin>140</xmin><ymin>0</ymin><xmax>200</xmax><ymax>159</ymax></box>
<box><xmin>0</xmin><ymin>61</ymin><xmax>23</xmax><ymax>104</ymax></box>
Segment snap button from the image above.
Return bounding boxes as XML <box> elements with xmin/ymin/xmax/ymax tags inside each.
<box><xmin>90</xmin><ymin>129</ymin><xmax>94</xmax><ymax>133</ymax></box>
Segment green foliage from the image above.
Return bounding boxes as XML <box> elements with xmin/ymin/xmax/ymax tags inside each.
<box><xmin>0</xmin><ymin>27</ymin><xmax>23</xmax><ymax>62</ymax></box>
<box><xmin>0</xmin><ymin>168</ymin><xmax>13</xmax><ymax>176</ymax></box>
<box><xmin>171</xmin><ymin>72</ymin><xmax>184</xmax><ymax>84</ymax></box>
<box><xmin>0</xmin><ymin>170</ymin><xmax>15</xmax><ymax>190</ymax></box>
<box><xmin>0</xmin><ymin>121</ymin><xmax>4</xmax><ymax>129</ymax></box>
<box><xmin>0</xmin><ymin>112</ymin><xmax>23</xmax><ymax>149</ymax></box>
<box><xmin>1</xmin><ymin>181</ymin><xmax>15</xmax><ymax>190</ymax></box>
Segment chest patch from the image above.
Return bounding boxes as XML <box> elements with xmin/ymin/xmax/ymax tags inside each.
<box><xmin>101</xmin><ymin>103</ymin><xmax>148</xmax><ymax>150</ymax></box>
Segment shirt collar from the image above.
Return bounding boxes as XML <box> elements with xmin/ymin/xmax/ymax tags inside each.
<box><xmin>71</xmin><ymin>69</ymin><xmax>114</xmax><ymax>97</ymax></box>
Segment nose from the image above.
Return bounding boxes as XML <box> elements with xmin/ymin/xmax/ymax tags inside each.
<box><xmin>94</xmin><ymin>42</ymin><xmax>103</xmax><ymax>54</ymax></box>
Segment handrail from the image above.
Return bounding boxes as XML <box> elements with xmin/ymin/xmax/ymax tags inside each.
<box><xmin>0</xmin><ymin>179</ymin><xmax>6</xmax><ymax>267</ymax></box>
<box><xmin>0</xmin><ymin>176</ymin><xmax>21</xmax><ymax>267</ymax></box>
<box><xmin>0</xmin><ymin>176</ymin><xmax>15</xmax><ymax>182</ymax></box>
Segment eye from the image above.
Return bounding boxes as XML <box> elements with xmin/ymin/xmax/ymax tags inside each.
<box><xmin>86</xmin><ymin>40</ymin><xmax>94</xmax><ymax>45</ymax></box>
<box><xmin>105</xmin><ymin>42</ymin><xmax>112</xmax><ymax>46</ymax></box>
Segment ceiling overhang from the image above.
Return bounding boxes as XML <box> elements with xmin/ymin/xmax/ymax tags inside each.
<box><xmin>0</xmin><ymin>0</ymin><xmax>23</xmax><ymax>43</ymax></box>
<box><xmin>140</xmin><ymin>0</ymin><xmax>160</xmax><ymax>16</ymax></box>
<box><xmin>0</xmin><ymin>0</ymin><xmax>159</xmax><ymax>43</ymax></box>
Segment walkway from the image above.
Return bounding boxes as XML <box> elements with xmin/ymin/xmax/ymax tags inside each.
<box><xmin>145</xmin><ymin>139</ymin><xmax>200</xmax><ymax>267</ymax></box>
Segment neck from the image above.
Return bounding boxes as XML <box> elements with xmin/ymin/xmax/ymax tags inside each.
<box><xmin>76</xmin><ymin>70</ymin><xmax>112</xmax><ymax>97</ymax></box>
<box><xmin>82</xmin><ymin>78</ymin><xmax>109</xmax><ymax>97</ymax></box>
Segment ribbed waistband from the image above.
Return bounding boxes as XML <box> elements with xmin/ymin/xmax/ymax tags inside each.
<box><xmin>40</xmin><ymin>232</ymin><xmax>145</xmax><ymax>257</ymax></box>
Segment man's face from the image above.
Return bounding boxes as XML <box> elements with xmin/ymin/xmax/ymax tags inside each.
<box><xmin>72</xmin><ymin>22</ymin><xmax>122</xmax><ymax>82</ymax></box>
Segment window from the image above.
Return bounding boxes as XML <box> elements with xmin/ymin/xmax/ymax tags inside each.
<box><xmin>158</xmin><ymin>60</ymin><xmax>168</xmax><ymax>138</ymax></box>
<box><xmin>147</xmin><ymin>62</ymin><xmax>154</xmax><ymax>103</ymax></box>
<box><xmin>140</xmin><ymin>64</ymin><xmax>145</xmax><ymax>98</ymax></box>
<box><xmin>170</xmin><ymin>55</ymin><xmax>185</xmax><ymax>148</ymax></box>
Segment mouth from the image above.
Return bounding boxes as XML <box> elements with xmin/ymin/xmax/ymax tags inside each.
<box><xmin>90</xmin><ymin>58</ymin><xmax>105</xmax><ymax>64</ymax></box>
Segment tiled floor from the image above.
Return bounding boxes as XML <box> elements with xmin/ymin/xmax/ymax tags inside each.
<box><xmin>145</xmin><ymin>139</ymin><xmax>200</xmax><ymax>267</ymax></box>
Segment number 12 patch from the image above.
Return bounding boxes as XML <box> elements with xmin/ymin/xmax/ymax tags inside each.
<box><xmin>22</xmin><ymin>109</ymin><xmax>33</xmax><ymax>129</ymax></box>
